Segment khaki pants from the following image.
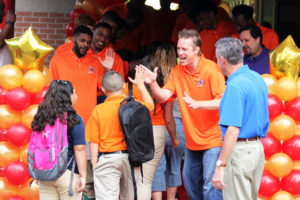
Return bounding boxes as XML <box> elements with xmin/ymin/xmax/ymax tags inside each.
<box><xmin>93</xmin><ymin>152</ymin><xmax>140</xmax><ymax>200</ymax></box>
<box><xmin>223</xmin><ymin>140</ymin><xmax>265</xmax><ymax>200</ymax></box>
<box><xmin>137</xmin><ymin>125</ymin><xmax>166</xmax><ymax>200</ymax></box>
<box><xmin>39</xmin><ymin>170</ymin><xmax>82</xmax><ymax>200</ymax></box>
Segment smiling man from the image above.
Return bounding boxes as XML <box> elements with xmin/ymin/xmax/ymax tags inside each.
<box><xmin>138</xmin><ymin>29</ymin><xmax>225</xmax><ymax>200</ymax></box>
<box><xmin>50</xmin><ymin>25</ymin><xmax>105</xmax><ymax>124</ymax></box>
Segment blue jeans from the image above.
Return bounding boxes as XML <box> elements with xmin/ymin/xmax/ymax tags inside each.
<box><xmin>152</xmin><ymin>118</ymin><xmax>186</xmax><ymax>191</ymax></box>
<box><xmin>183</xmin><ymin>147</ymin><xmax>222</xmax><ymax>200</ymax></box>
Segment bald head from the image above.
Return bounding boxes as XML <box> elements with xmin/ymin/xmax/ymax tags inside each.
<box><xmin>102</xmin><ymin>71</ymin><xmax>124</xmax><ymax>92</ymax></box>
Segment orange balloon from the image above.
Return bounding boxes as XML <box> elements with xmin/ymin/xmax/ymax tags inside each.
<box><xmin>261</xmin><ymin>74</ymin><xmax>277</xmax><ymax>94</ymax></box>
<box><xmin>42</xmin><ymin>66</ymin><xmax>51</xmax><ymax>86</ymax></box>
<box><xmin>297</xmin><ymin>78</ymin><xmax>300</xmax><ymax>97</ymax></box>
<box><xmin>0</xmin><ymin>177</ymin><xmax>19</xmax><ymax>199</ymax></box>
<box><xmin>268</xmin><ymin>153</ymin><xmax>293</xmax><ymax>177</ymax></box>
<box><xmin>296</xmin><ymin>125</ymin><xmax>300</xmax><ymax>136</ymax></box>
<box><xmin>14</xmin><ymin>57</ymin><xmax>26</xmax><ymax>70</ymax></box>
<box><xmin>23</xmin><ymin>70</ymin><xmax>46</xmax><ymax>93</ymax></box>
<box><xmin>0</xmin><ymin>141</ymin><xmax>20</xmax><ymax>168</ymax></box>
<box><xmin>19</xmin><ymin>178</ymin><xmax>39</xmax><ymax>200</ymax></box>
<box><xmin>0</xmin><ymin>105</ymin><xmax>22</xmax><ymax>129</ymax></box>
<box><xmin>27</xmin><ymin>61</ymin><xmax>40</xmax><ymax>70</ymax></box>
<box><xmin>271</xmin><ymin>115</ymin><xmax>296</xmax><ymax>141</ymax></box>
<box><xmin>0</xmin><ymin>64</ymin><xmax>23</xmax><ymax>89</ymax></box>
<box><xmin>82</xmin><ymin>0</ymin><xmax>97</xmax><ymax>14</ymax></box>
<box><xmin>275</xmin><ymin>77</ymin><xmax>298</xmax><ymax>101</ymax></box>
<box><xmin>20</xmin><ymin>144</ymin><xmax>29</xmax><ymax>165</ymax></box>
<box><xmin>294</xmin><ymin>161</ymin><xmax>300</xmax><ymax>170</ymax></box>
<box><xmin>271</xmin><ymin>191</ymin><xmax>295</xmax><ymax>200</ymax></box>
<box><xmin>22</xmin><ymin>104</ymin><xmax>39</xmax><ymax>129</ymax></box>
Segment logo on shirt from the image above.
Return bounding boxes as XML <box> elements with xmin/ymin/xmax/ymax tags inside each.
<box><xmin>88</xmin><ymin>66</ymin><xmax>94</xmax><ymax>74</ymax></box>
<box><xmin>197</xmin><ymin>79</ymin><xmax>204</xmax><ymax>87</ymax></box>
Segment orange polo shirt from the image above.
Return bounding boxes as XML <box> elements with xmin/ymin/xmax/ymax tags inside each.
<box><xmin>163</xmin><ymin>55</ymin><xmax>225</xmax><ymax>150</ymax></box>
<box><xmin>256</xmin><ymin>23</ymin><xmax>279</xmax><ymax>50</ymax></box>
<box><xmin>123</xmin><ymin>83</ymin><xmax>165</xmax><ymax>126</ymax></box>
<box><xmin>200</xmin><ymin>20</ymin><xmax>237</xmax><ymax>62</ymax></box>
<box><xmin>85</xmin><ymin>94</ymin><xmax>153</xmax><ymax>152</ymax></box>
<box><xmin>49</xmin><ymin>42</ymin><xmax>105</xmax><ymax>124</ymax></box>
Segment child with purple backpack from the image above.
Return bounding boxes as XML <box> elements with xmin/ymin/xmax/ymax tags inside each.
<box><xmin>29</xmin><ymin>80</ymin><xmax>87</xmax><ymax>200</ymax></box>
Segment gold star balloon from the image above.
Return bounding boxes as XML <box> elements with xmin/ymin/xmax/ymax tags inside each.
<box><xmin>269</xmin><ymin>35</ymin><xmax>300</xmax><ymax>80</ymax></box>
<box><xmin>5</xmin><ymin>27</ymin><xmax>54</xmax><ymax>71</ymax></box>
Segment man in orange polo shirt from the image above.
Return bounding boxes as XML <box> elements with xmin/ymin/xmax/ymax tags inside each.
<box><xmin>137</xmin><ymin>29</ymin><xmax>225</xmax><ymax>200</ymax></box>
<box><xmin>85</xmin><ymin>71</ymin><xmax>154</xmax><ymax>200</ymax></box>
<box><xmin>91</xmin><ymin>22</ymin><xmax>125</xmax><ymax>103</ymax></box>
<box><xmin>232</xmin><ymin>4</ymin><xmax>279</xmax><ymax>50</ymax></box>
<box><xmin>50</xmin><ymin>25</ymin><xmax>105</xmax><ymax>125</ymax></box>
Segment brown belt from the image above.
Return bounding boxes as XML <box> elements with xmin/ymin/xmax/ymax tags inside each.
<box><xmin>237</xmin><ymin>136</ymin><xmax>261</xmax><ymax>142</ymax></box>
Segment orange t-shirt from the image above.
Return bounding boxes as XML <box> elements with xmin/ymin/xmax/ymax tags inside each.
<box><xmin>49</xmin><ymin>42</ymin><xmax>105</xmax><ymax>124</ymax></box>
<box><xmin>256</xmin><ymin>23</ymin><xmax>279</xmax><ymax>50</ymax></box>
<box><xmin>200</xmin><ymin>20</ymin><xmax>237</xmax><ymax>62</ymax></box>
<box><xmin>123</xmin><ymin>83</ymin><xmax>165</xmax><ymax>126</ymax></box>
<box><xmin>163</xmin><ymin>55</ymin><xmax>225</xmax><ymax>150</ymax></box>
<box><xmin>85</xmin><ymin>94</ymin><xmax>152</xmax><ymax>152</ymax></box>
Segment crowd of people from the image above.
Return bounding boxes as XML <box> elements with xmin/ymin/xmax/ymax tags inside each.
<box><xmin>0</xmin><ymin>0</ymin><xmax>276</xmax><ymax>199</ymax></box>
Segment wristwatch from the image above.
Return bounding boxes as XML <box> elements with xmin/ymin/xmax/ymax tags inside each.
<box><xmin>216</xmin><ymin>160</ymin><xmax>226</xmax><ymax>167</ymax></box>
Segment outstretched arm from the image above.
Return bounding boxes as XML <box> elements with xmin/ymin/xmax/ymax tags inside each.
<box><xmin>74</xmin><ymin>144</ymin><xmax>87</xmax><ymax>193</ymax></box>
<box><xmin>183</xmin><ymin>92</ymin><xmax>221</xmax><ymax>110</ymax></box>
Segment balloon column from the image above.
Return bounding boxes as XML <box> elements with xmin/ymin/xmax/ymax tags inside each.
<box><xmin>259</xmin><ymin>36</ymin><xmax>300</xmax><ymax>200</ymax></box>
<box><xmin>0</xmin><ymin>27</ymin><xmax>53</xmax><ymax>200</ymax></box>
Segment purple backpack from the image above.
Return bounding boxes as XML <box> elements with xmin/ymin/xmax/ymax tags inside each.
<box><xmin>28</xmin><ymin>116</ymin><xmax>71</xmax><ymax>181</ymax></box>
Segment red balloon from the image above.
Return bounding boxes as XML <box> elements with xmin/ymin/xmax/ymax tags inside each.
<box><xmin>70</xmin><ymin>8</ymin><xmax>87</xmax><ymax>22</ymax></box>
<box><xmin>6</xmin><ymin>87</ymin><xmax>31</xmax><ymax>111</ymax></box>
<box><xmin>8</xmin><ymin>196</ymin><xmax>25</xmax><ymax>200</ymax></box>
<box><xmin>0</xmin><ymin>128</ymin><xmax>8</xmax><ymax>141</ymax></box>
<box><xmin>261</xmin><ymin>134</ymin><xmax>282</xmax><ymax>159</ymax></box>
<box><xmin>5</xmin><ymin>161</ymin><xmax>30</xmax><ymax>186</ymax></box>
<box><xmin>96</xmin><ymin>0</ymin><xmax>125</xmax><ymax>7</ymax></box>
<box><xmin>7</xmin><ymin>124</ymin><xmax>31</xmax><ymax>147</ymax></box>
<box><xmin>281</xmin><ymin>170</ymin><xmax>300</xmax><ymax>195</ymax></box>
<box><xmin>31</xmin><ymin>86</ymin><xmax>48</xmax><ymax>105</ymax></box>
<box><xmin>66</xmin><ymin>23</ymin><xmax>75</xmax><ymax>37</ymax></box>
<box><xmin>282</xmin><ymin>135</ymin><xmax>300</xmax><ymax>160</ymax></box>
<box><xmin>268</xmin><ymin>94</ymin><xmax>284</xmax><ymax>120</ymax></box>
<box><xmin>284</xmin><ymin>97</ymin><xmax>300</xmax><ymax>123</ymax></box>
<box><xmin>0</xmin><ymin>86</ymin><xmax>7</xmax><ymax>104</ymax></box>
<box><xmin>258</xmin><ymin>171</ymin><xmax>281</xmax><ymax>197</ymax></box>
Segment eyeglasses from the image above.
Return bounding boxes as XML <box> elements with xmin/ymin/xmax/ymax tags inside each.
<box><xmin>56</xmin><ymin>80</ymin><xmax>68</xmax><ymax>85</ymax></box>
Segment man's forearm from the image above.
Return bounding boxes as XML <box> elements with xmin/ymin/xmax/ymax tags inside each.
<box><xmin>89</xmin><ymin>142</ymin><xmax>99</xmax><ymax>168</ymax></box>
<box><xmin>149</xmin><ymin>82</ymin><xmax>173</xmax><ymax>103</ymax></box>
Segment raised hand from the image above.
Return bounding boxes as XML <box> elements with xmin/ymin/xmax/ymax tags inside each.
<box><xmin>99</xmin><ymin>47</ymin><xmax>115</xmax><ymax>71</ymax></box>
<box><xmin>135</xmin><ymin>64</ymin><xmax>158</xmax><ymax>85</ymax></box>
<box><xmin>128</xmin><ymin>66</ymin><xmax>146</xmax><ymax>88</ymax></box>
<box><xmin>182</xmin><ymin>92</ymin><xmax>201</xmax><ymax>109</ymax></box>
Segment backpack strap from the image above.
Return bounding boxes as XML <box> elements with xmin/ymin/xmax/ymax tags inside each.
<box><xmin>128</xmin><ymin>81</ymin><xmax>133</xmax><ymax>97</ymax></box>
<box><xmin>68</xmin><ymin>155</ymin><xmax>75</xmax><ymax>196</ymax></box>
<box><xmin>130</xmin><ymin>163</ymin><xmax>137</xmax><ymax>200</ymax></box>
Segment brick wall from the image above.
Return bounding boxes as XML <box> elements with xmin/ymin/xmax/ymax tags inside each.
<box><xmin>14</xmin><ymin>11</ymin><xmax>72</xmax><ymax>67</ymax></box>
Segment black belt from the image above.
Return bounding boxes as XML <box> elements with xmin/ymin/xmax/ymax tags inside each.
<box><xmin>237</xmin><ymin>136</ymin><xmax>261</xmax><ymax>142</ymax></box>
<box><xmin>102</xmin><ymin>150</ymin><xmax>128</xmax><ymax>155</ymax></box>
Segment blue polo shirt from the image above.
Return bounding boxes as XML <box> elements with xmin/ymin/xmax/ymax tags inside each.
<box><xmin>243</xmin><ymin>47</ymin><xmax>270</xmax><ymax>75</ymax></box>
<box><xmin>219</xmin><ymin>65</ymin><xmax>269</xmax><ymax>138</ymax></box>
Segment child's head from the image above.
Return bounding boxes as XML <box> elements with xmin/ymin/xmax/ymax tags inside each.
<box><xmin>101</xmin><ymin>71</ymin><xmax>124</xmax><ymax>95</ymax></box>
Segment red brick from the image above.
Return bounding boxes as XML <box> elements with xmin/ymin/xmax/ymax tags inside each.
<box><xmin>16</xmin><ymin>16</ymin><xmax>23</xmax><ymax>22</ymax></box>
<box><xmin>65</xmin><ymin>13</ymin><xmax>70</xmax><ymax>18</ymax></box>
<box><xmin>40</xmin><ymin>18</ymin><xmax>55</xmax><ymax>23</ymax></box>
<box><xmin>55</xmin><ymin>39</ymin><xmax>65</xmax><ymax>45</ymax></box>
<box><xmin>40</xmin><ymin>29</ymin><xmax>55</xmax><ymax>34</ymax></box>
<box><xmin>56</xmin><ymin>29</ymin><xmax>66</xmax><ymax>34</ymax></box>
<box><xmin>15</xmin><ymin>22</ymin><xmax>31</xmax><ymax>27</ymax></box>
<box><xmin>43</xmin><ymin>40</ymin><xmax>56</xmax><ymax>46</ymax></box>
<box><xmin>49</xmin><ymin>13</ymin><xmax>64</xmax><ymax>18</ymax></box>
<box><xmin>23</xmin><ymin>17</ymin><xmax>39</xmax><ymax>22</ymax></box>
<box><xmin>16</xmin><ymin>12</ymin><xmax>32</xmax><ymax>16</ymax></box>
<box><xmin>33</xmin><ymin>12</ymin><xmax>49</xmax><ymax>17</ymax></box>
<box><xmin>56</xmin><ymin>18</ymin><xmax>71</xmax><ymax>23</ymax></box>
<box><xmin>14</xmin><ymin>28</ymin><xmax>23</xmax><ymax>33</ymax></box>
<box><xmin>48</xmin><ymin>23</ymin><xmax>63</xmax><ymax>29</ymax></box>
<box><xmin>31</xmin><ymin>23</ymin><xmax>47</xmax><ymax>28</ymax></box>
<box><xmin>36</xmin><ymin>34</ymin><xmax>48</xmax><ymax>39</ymax></box>
<box><xmin>48</xmin><ymin>34</ymin><xmax>65</xmax><ymax>40</ymax></box>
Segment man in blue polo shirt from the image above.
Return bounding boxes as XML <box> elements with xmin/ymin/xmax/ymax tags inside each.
<box><xmin>240</xmin><ymin>24</ymin><xmax>270</xmax><ymax>74</ymax></box>
<box><xmin>212</xmin><ymin>37</ymin><xmax>269</xmax><ymax>200</ymax></box>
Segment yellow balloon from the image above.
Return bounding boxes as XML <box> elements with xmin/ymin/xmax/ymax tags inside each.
<box><xmin>275</xmin><ymin>77</ymin><xmax>298</xmax><ymax>101</ymax></box>
<box><xmin>261</xmin><ymin>74</ymin><xmax>277</xmax><ymax>94</ymax></box>
<box><xmin>268</xmin><ymin>153</ymin><xmax>293</xmax><ymax>178</ymax></box>
<box><xmin>269</xmin><ymin>35</ymin><xmax>300</xmax><ymax>80</ymax></box>
<box><xmin>5</xmin><ymin>27</ymin><xmax>54</xmax><ymax>71</ymax></box>
<box><xmin>23</xmin><ymin>69</ymin><xmax>46</xmax><ymax>93</ymax></box>
<box><xmin>298</xmin><ymin>78</ymin><xmax>300</xmax><ymax>97</ymax></box>
<box><xmin>0</xmin><ymin>64</ymin><xmax>23</xmax><ymax>89</ymax></box>
<box><xmin>219</xmin><ymin>2</ymin><xmax>231</xmax><ymax>15</ymax></box>
<box><xmin>271</xmin><ymin>115</ymin><xmax>296</xmax><ymax>141</ymax></box>
<box><xmin>42</xmin><ymin>66</ymin><xmax>51</xmax><ymax>86</ymax></box>
<box><xmin>271</xmin><ymin>191</ymin><xmax>295</xmax><ymax>200</ymax></box>
<box><xmin>22</xmin><ymin>104</ymin><xmax>39</xmax><ymax>129</ymax></box>
<box><xmin>294</xmin><ymin>161</ymin><xmax>300</xmax><ymax>170</ymax></box>
<box><xmin>0</xmin><ymin>105</ymin><xmax>22</xmax><ymax>129</ymax></box>
<box><xmin>0</xmin><ymin>141</ymin><xmax>20</xmax><ymax>168</ymax></box>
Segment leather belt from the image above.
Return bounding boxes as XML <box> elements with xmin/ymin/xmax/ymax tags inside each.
<box><xmin>102</xmin><ymin>150</ymin><xmax>128</xmax><ymax>155</ymax></box>
<box><xmin>237</xmin><ymin>136</ymin><xmax>261</xmax><ymax>142</ymax></box>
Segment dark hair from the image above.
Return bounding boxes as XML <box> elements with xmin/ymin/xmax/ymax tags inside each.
<box><xmin>239</xmin><ymin>24</ymin><xmax>263</xmax><ymax>44</ymax></box>
<box><xmin>195</xmin><ymin>0</ymin><xmax>217</xmax><ymax>15</ymax></box>
<box><xmin>73</xmin><ymin>25</ymin><xmax>93</xmax><ymax>38</ymax></box>
<box><xmin>232</xmin><ymin>5</ymin><xmax>253</xmax><ymax>20</ymax></box>
<box><xmin>74</xmin><ymin>14</ymin><xmax>95</xmax><ymax>28</ymax></box>
<box><xmin>32</xmin><ymin>80</ymin><xmax>80</xmax><ymax>132</ymax></box>
<box><xmin>94</xmin><ymin>22</ymin><xmax>112</xmax><ymax>33</ymax></box>
<box><xmin>100</xmin><ymin>11</ymin><xmax>125</xmax><ymax>30</ymax></box>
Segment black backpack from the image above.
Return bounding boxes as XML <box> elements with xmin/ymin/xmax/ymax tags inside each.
<box><xmin>118</xmin><ymin>82</ymin><xmax>154</xmax><ymax>200</ymax></box>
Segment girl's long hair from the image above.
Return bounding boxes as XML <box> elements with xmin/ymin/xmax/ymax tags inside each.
<box><xmin>32</xmin><ymin>80</ymin><xmax>80</xmax><ymax>132</ymax></box>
